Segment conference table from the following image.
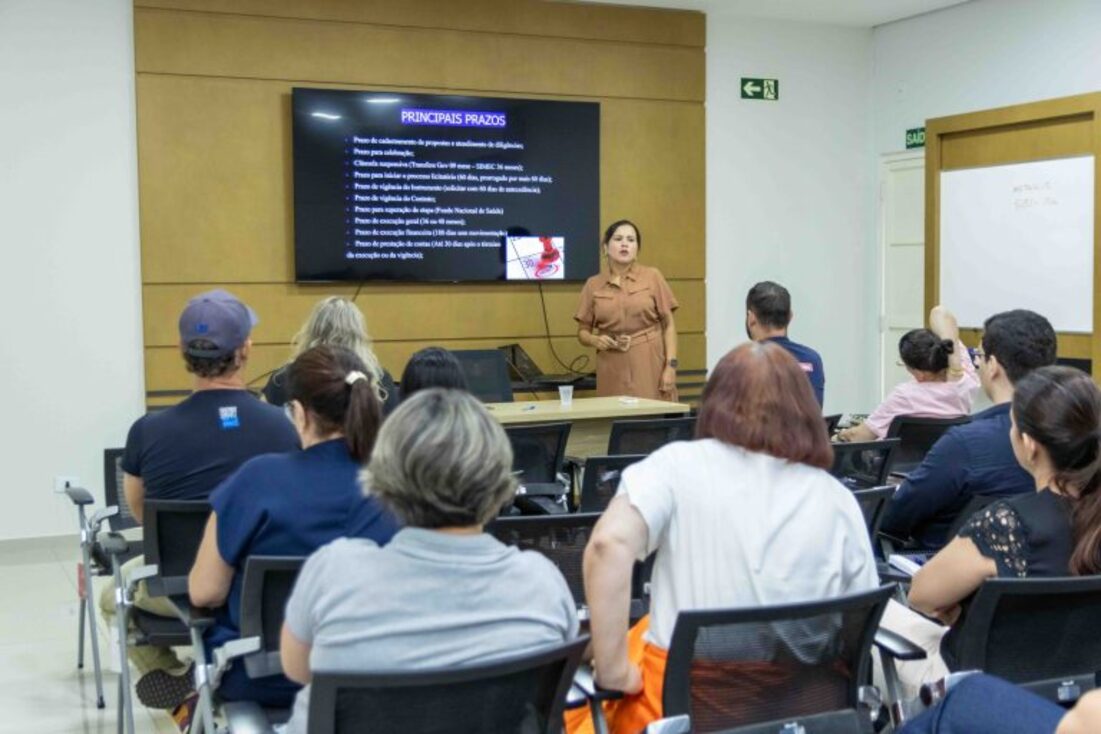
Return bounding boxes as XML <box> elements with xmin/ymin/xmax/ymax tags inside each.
<box><xmin>486</xmin><ymin>395</ymin><xmax>690</xmax><ymax>457</ymax></box>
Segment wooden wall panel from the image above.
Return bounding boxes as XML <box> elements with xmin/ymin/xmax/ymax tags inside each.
<box><xmin>925</xmin><ymin>93</ymin><xmax>1101</xmax><ymax>372</ymax></box>
<box><xmin>134</xmin><ymin>9</ymin><xmax>704</xmax><ymax>102</ymax></box>
<box><xmin>134</xmin><ymin>0</ymin><xmax>706</xmax><ymax>400</ymax></box>
<box><xmin>144</xmin><ymin>333</ymin><xmax>709</xmax><ymax>394</ymax></box>
<box><xmin>136</xmin><ymin>76</ymin><xmax>705</xmax><ymax>284</ymax></box>
<box><xmin>135</xmin><ymin>0</ymin><xmax>705</xmax><ymax>47</ymax></box>
<box><xmin>141</xmin><ymin>281</ymin><xmax>706</xmax><ymax>347</ymax></box>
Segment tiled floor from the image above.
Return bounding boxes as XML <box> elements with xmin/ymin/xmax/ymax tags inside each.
<box><xmin>0</xmin><ymin>535</ymin><xmax>178</xmax><ymax>734</ymax></box>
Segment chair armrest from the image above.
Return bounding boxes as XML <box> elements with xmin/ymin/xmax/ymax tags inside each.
<box><xmin>89</xmin><ymin>505</ymin><xmax>120</xmax><ymax>531</ymax></box>
<box><xmin>64</xmin><ymin>486</ymin><xmax>95</xmax><ymax>506</ymax></box>
<box><xmin>165</xmin><ymin>595</ymin><xmax>217</xmax><ymax>630</ymax></box>
<box><xmin>127</xmin><ymin>563</ymin><xmax>159</xmax><ymax>585</ymax></box>
<box><xmin>99</xmin><ymin>531</ymin><xmax>131</xmax><ymax>557</ymax></box>
<box><xmin>643</xmin><ymin>715</ymin><xmax>691</xmax><ymax>734</ymax></box>
<box><xmin>223</xmin><ymin>701</ymin><xmax>278</xmax><ymax>734</ymax></box>
<box><xmin>874</xmin><ymin>628</ymin><xmax>927</xmax><ymax>661</ymax></box>
<box><xmin>214</xmin><ymin>636</ymin><xmax>262</xmax><ymax>670</ymax></box>
<box><xmin>563</xmin><ymin>455</ymin><xmax>586</xmax><ymax>470</ymax></box>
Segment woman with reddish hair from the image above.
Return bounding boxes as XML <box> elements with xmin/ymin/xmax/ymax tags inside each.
<box><xmin>570</xmin><ymin>342</ymin><xmax>879</xmax><ymax>734</ymax></box>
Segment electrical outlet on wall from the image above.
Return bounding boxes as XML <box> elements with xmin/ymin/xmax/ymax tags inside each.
<box><xmin>54</xmin><ymin>476</ymin><xmax>80</xmax><ymax>494</ymax></box>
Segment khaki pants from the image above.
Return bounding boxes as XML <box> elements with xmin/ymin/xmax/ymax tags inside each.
<box><xmin>98</xmin><ymin>555</ymin><xmax>189</xmax><ymax>677</ymax></box>
<box><xmin>874</xmin><ymin>599</ymin><xmax>951</xmax><ymax>701</ymax></box>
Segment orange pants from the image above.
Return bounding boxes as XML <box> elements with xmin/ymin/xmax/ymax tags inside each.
<box><xmin>565</xmin><ymin>617</ymin><xmax>668</xmax><ymax>734</ymax></box>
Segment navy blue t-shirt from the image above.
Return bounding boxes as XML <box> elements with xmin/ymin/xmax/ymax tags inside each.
<box><xmin>767</xmin><ymin>336</ymin><xmax>826</xmax><ymax>406</ymax></box>
<box><xmin>205</xmin><ymin>438</ymin><xmax>400</xmax><ymax>705</ymax></box>
<box><xmin>121</xmin><ymin>390</ymin><xmax>299</xmax><ymax>503</ymax></box>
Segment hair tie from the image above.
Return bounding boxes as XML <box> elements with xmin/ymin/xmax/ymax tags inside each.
<box><xmin>345</xmin><ymin>370</ymin><xmax>368</xmax><ymax>387</ymax></box>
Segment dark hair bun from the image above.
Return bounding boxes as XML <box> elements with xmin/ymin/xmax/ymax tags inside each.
<box><xmin>940</xmin><ymin>339</ymin><xmax>955</xmax><ymax>355</ymax></box>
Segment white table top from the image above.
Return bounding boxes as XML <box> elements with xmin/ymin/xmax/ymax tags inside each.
<box><xmin>485</xmin><ymin>395</ymin><xmax>689</xmax><ymax>424</ymax></box>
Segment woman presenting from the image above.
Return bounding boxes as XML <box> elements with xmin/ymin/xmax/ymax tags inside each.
<box><xmin>575</xmin><ymin>220</ymin><xmax>679</xmax><ymax>400</ymax></box>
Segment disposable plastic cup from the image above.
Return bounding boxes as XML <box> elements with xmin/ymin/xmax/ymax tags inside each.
<box><xmin>558</xmin><ymin>385</ymin><xmax>574</xmax><ymax>407</ymax></box>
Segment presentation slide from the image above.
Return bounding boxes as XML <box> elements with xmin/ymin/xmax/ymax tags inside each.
<box><xmin>292</xmin><ymin>89</ymin><xmax>600</xmax><ymax>282</ymax></box>
<box><xmin>940</xmin><ymin>155</ymin><xmax>1094</xmax><ymax>333</ymax></box>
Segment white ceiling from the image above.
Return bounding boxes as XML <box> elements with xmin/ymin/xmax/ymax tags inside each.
<box><xmin>589</xmin><ymin>0</ymin><xmax>972</xmax><ymax>28</ymax></box>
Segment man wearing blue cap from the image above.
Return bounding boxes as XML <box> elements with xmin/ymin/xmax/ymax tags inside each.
<box><xmin>104</xmin><ymin>290</ymin><xmax>299</xmax><ymax>714</ymax></box>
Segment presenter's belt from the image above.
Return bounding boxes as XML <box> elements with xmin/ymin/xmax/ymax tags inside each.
<box><xmin>614</xmin><ymin>326</ymin><xmax>660</xmax><ymax>349</ymax></box>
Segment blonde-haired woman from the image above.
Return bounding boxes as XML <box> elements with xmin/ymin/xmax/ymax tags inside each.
<box><xmin>263</xmin><ymin>296</ymin><xmax>399</xmax><ymax>414</ymax></box>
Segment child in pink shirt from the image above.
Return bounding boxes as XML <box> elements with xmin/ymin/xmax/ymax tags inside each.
<box><xmin>838</xmin><ymin>306</ymin><xmax>978</xmax><ymax>442</ymax></box>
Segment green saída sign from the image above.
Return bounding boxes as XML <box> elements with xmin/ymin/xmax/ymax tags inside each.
<box><xmin>906</xmin><ymin>127</ymin><xmax>926</xmax><ymax>149</ymax></box>
<box><xmin>741</xmin><ymin>78</ymin><xmax>779</xmax><ymax>101</ymax></box>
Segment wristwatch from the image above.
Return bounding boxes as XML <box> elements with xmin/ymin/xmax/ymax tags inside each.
<box><xmin>667</xmin><ymin>358</ymin><xmax>679</xmax><ymax>368</ymax></box>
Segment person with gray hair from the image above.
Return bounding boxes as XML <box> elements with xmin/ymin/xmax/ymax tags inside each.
<box><xmin>277</xmin><ymin>389</ymin><xmax>579</xmax><ymax>734</ymax></box>
<box><xmin>262</xmin><ymin>296</ymin><xmax>400</xmax><ymax>414</ymax></box>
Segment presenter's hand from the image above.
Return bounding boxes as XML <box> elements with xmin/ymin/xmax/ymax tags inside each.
<box><xmin>660</xmin><ymin>366</ymin><xmax>676</xmax><ymax>394</ymax></box>
<box><xmin>593</xmin><ymin>335</ymin><xmax>619</xmax><ymax>351</ymax></box>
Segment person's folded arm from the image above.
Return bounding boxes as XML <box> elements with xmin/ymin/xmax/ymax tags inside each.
<box><xmin>909</xmin><ymin>535</ymin><xmax>997</xmax><ymax>619</ymax></box>
<box><xmin>188</xmin><ymin>513</ymin><xmax>234</xmax><ymax>609</ymax></box>
<box><xmin>584</xmin><ymin>495</ymin><xmax>648</xmax><ymax>693</ymax></box>
<box><xmin>123</xmin><ymin>473</ymin><xmax>145</xmax><ymax>526</ymax></box>
<box><xmin>280</xmin><ymin>623</ymin><xmax>313</xmax><ymax>685</ymax></box>
<box><xmin>880</xmin><ymin>430</ymin><xmax>969</xmax><ymax>539</ymax></box>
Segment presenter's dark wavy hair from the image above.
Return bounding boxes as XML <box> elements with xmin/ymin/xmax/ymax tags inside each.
<box><xmin>602</xmin><ymin>219</ymin><xmax>642</xmax><ymax>250</ymax></box>
<box><xmin>1012</xmin><ymin>366</ymin><xmax>1101</xmax><ymax>574</ymax></box>
<box><xmin>899</xmin><ymin>329</ymin><xmax>954</xmax><ymax>373</ymax></box>
<box><xmin>287</xmin><ymin>345</ymin><xmax>381</xmax><ymax>463</ymax></box>
<box><xmin>696</xmin><ymin>342</ymin><xmax>832</xmax><ymax>469</ymax></box>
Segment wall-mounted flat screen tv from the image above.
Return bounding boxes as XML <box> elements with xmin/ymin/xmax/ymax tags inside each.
<box><xmin>292</xmin><ymin>88</ymin><xmax>600</xmax><ymax>282</ymax></box>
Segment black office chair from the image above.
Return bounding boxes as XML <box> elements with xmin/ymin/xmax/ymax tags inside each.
<box><xmin>305</xmin><ymin>637</ymin><xmax>589</xmax><ymax>734</ymax></box>
<box><xmin>650</xmin><ymin>585</ymin><xmax>896</xmax><ymax>733</ymax></box>
<box><xmin>577</xmin><ymin>454</ymin><xmax>645</xmax><ymax>513</ymax></box>
<box><xmin>824</xmin><ymin>414</ymin><xmax>843</xmax><ymax>435</ymax></box>
<box><xmin>829</xmin><ymin>439</ymin><xmax>900</xmax><ymax>490</ymax></box>
<box><xmin>63</xmin><ymin>447</ymin><xmax>144</xmax><ymax>710</ymax></box>
<box><xmin>452</xmin><ymin>348</ymin><xmax>514</xmax><ymax>403</ymax></box>
<box><xmin>505</xmin><ymin>422</ymin><xmax>572</xmax><ymax>514</ymax></box>
<box><xmin>851</xmin><ymin>486</ymin><xmax>895</xmax><ymax>560</ymax></box>
<box><xmin>488</xmin><ymin>513</ymin><xmax>651</xmax><ymax>624</ymax></box>
<box><xmin>886</xmin><ymin>415</ymin><xmax>971</xmax><ymax>477</ymax></box>
<box><xmin>607</xmin><ymin>416</ymin><xmax>696</xmax><ymax>456</ymax></box>
<box><xmin>947</xmin><ymin>576</ymin><xmax>1101</xmax><ymax>703</ymax></box>
<box><xmin>216</xmin><ymin>556</ymin><xmax>306</xmax><ymax>731</ymax></box>
<box><xmin>101</xmin><ymin>499</ymin><xmax>211</xmax><ymax>734</ymax></box>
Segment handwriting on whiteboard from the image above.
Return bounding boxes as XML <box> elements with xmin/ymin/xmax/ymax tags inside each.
<box><xmin>1013</xmin><ymin>180</ymin><xmax>1057</xmax><ymax>209</ymax></box>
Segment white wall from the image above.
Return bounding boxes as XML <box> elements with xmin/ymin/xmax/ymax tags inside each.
<box><xmin>873</xmin><ymin>0</ymin><xmax>1101</xmax><ymax>155</ymax></box>
<box><xmin>706</xmin><ymin>14</ymin><xmax>876</xmax><ymax>414</ymax></box>
<box><xmin>0</xmin><ymin>0</ymin><xmax>144</xmax><ymax>540</ymax></box>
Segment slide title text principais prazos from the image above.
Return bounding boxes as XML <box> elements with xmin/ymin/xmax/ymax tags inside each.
<box><xmin>400</xmin><ymin>108</ymin><xmax>507</xmax><ymax>128</ymax></box>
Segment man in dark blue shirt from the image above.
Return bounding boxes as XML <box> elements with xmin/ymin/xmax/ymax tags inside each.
<box><xmin>111</xmin><ymin>290</ymin><xmax>299</xmax><ymax>711</ymax></box>
<box><xmin>746</xmin><ymin>281</ymin><xmax>826</xmax><ymax>405</ymax></box>
<box><xmin>881</xmin><ymin>309</ymin><xmax>1057</xmax><ymax>549</ymax></box>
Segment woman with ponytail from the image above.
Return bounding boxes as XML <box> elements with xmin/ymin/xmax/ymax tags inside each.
<box><xmin>837</xmin><ymin>305</ymin><xmax>979</xmax><ymax>442</ymax></box>
<box><xmin>881</xmin><ymin>365</ymin><xmax>1101</xmax><ymax>694</ymax></box>
<box><xmin>182</xmin><ymin>346</ymin><xmax>399</xmax><ymax>715</ymax></box>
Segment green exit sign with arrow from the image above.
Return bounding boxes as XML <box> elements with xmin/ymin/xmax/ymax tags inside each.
<box><xmin>741</xmin><ymin>78</ymin><xmax>779</xmax><ymax>101</ymax></box>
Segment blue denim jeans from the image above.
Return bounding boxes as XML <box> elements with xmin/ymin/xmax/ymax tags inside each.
<box><xmin>900</xmin><ymin>674</ymin><xmax>1064</xmax><ymax>734</ymax></box>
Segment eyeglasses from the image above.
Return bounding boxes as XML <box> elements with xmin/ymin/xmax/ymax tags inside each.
<box><xmin>969</xmin><ymin>348</ymin><xmax>986</xmax><ymax>367</ymax></box>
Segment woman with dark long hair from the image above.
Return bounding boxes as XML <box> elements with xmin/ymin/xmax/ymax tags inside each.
<box><xmin>884</xmin><ymin>365</ymin><xmax>1101</xmax><ymax>693</ymax></box>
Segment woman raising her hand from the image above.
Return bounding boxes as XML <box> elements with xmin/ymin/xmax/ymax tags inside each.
<box><xmin>574</xmin><ymin>220</ymin><xmax>679</xmax><ymax>400</ymax></box>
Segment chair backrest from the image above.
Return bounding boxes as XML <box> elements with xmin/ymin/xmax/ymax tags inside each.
<box><xmin>953</xmin><ymin>576</ymin><xmax>1101</xmax><ymax>685</ymax></box>
<box><xmin>607</xmin><ymin>416</ymin><xmax>696</xmax><ymax>456</ymax></box>
<box><xmin>828</xmin><ymin>439</ymin><xmax>899</xmax><ymax>490</ymax></box>
<box><xmin>103</xmin><ymin>448</ymin><xmax>139</xmax><ymax>532</ymax></box>
<box><xmin>886</xmin><ymin>415</ymin><xmax>972</xmax><ymax>475</ymax></box>
<box><xmin>578</xmin><ymin>454</ymin><xmax>646</xmax><ymax>513</ymax></box>
<box><xmin>943</xmin><ymin>493</ymin><xmax>999</xmax><ymax>540</ymax></box>
<box><xmin>452</xmin><ymin>349</ymin><xmax>514</xmax><ymax>403</ymax></box>
<box><xmin>663</xmin><ymin>585</ymin><xmax>895</xmax><ymax>733</ymax></box>
<box><xmin>142</xmin><ymin>499</ymin><xmax>212</xmax><ymax>597</ymax></box>
<box><xmin>487</xmin><ymin>513</ymin><xmax>598</xmax><ymax>605</ymax></box>
<box><xmin>505</xmin><ymin>422</ymin><xmax>572</xmax><ymax>484</ymax></box>
<box><xmin>851</xmin><ymin>486</ymin><xmax>894</xmax><ymax>544</ymax></box>
<box><xmin>823</xmin><ymin>414</ymin><xmax>842</xmax><ymax>435</ymax></box>
<box><xmin>307</xmin><ymin>636</ymin><xmax>589</xmax><ymax>734</ymax></box>
<box><xmin>239</xmin><ymin>555</ymin><xmax>305</xmax><ymax>679</ymax></box>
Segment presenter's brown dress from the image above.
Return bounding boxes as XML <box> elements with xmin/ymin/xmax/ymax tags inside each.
<box><xmin>574</xmin><ymin>264</ymin><xmax>679</xmax><ymax>400</ymax></box>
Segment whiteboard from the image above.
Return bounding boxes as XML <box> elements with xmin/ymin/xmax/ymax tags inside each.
<box><xmin>940</xmin><ymin>155</ymin><xmax>1094</xmax><ymax>333</ymax></box>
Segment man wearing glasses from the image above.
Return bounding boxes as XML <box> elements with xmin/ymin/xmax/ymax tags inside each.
<box><xmin>881</xmin><ymin>309</ymin><xmax>1057</xmax><ymax>549</ymax></box>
